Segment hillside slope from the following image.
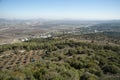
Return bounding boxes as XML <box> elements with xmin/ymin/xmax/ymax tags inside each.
<box><xmin>0</xmin><ymin>34</ymin><xmax>120</xmax><ymax>80</ymax></box>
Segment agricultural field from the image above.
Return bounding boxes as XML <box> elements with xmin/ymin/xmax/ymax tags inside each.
<box><xmin>0</xmin><ymin>50</ymin><xmax>43</xmax><ymax>70</ymax></box>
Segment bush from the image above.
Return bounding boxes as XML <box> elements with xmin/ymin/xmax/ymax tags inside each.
<box><xmin>80</xmin><ymin>72</ymin><xmax>98</xmax><ymax>80</ymax></box>
<box><xmin>33</xmin><ymin>68</ymin><xmax>47</xmax><ymax>80</ymax></box>
<box><xmin>102</xmin><ymin>64</ymin><xmax>120</xmax><ymax>74</ymax></box>
<box><xmin>66</xmin><ymin>49</ymin><xmax>77</xmax><ymax>56</ymax></box>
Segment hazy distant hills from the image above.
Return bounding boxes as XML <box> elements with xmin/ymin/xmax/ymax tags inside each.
<box><xmin>0</xmin><ymin>18</ymin><xmax>120</xmax><ymax>27</ymax></box>
<box><xmin>0</xmin><ymin>18</ymin><xmax>120</xmax><ymax>32</ymax></box>
<box><xmin>90</xmin><ymin>23</ymin><xmax>120</xmax><ymax>32</ymax></box>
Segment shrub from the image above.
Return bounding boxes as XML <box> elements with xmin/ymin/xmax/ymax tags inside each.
<box><xmin>102</xmin><ymin>64</ymin><xmax>120</xmax><ymax>74</ymax></box>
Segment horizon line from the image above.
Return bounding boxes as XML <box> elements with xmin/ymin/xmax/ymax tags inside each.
<box><xmin>0</xmin><ymin>17</ymin><xmax>120</xmax><ymax>21</ymax></box>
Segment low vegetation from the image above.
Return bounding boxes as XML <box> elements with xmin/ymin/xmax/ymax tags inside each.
<box><xmin>0</xmin><ymin>33</ymin><xmax>120</xmax><ymax>80</ymax></box>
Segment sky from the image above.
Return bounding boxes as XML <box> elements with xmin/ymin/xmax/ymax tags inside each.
<box><xmin>0</xmin><ymin>0</ymin><xmax>120</xmax><ymax>20</ymax></box>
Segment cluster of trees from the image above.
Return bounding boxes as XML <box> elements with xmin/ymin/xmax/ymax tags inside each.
<box><xmin>0</xmin><ymin>37</ymin><xmax>120</xmax><ymax>53</ymax></box>
<box><xmin>0</xmin><ymin>37</ymin><xmax>120</xmax><ymax>80</ymax></box>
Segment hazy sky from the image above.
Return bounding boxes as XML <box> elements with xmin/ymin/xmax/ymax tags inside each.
<box><xmin>0</xmin><ymin>0</ymin><xmax>120</xmax><ymax>20</ymax></box>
